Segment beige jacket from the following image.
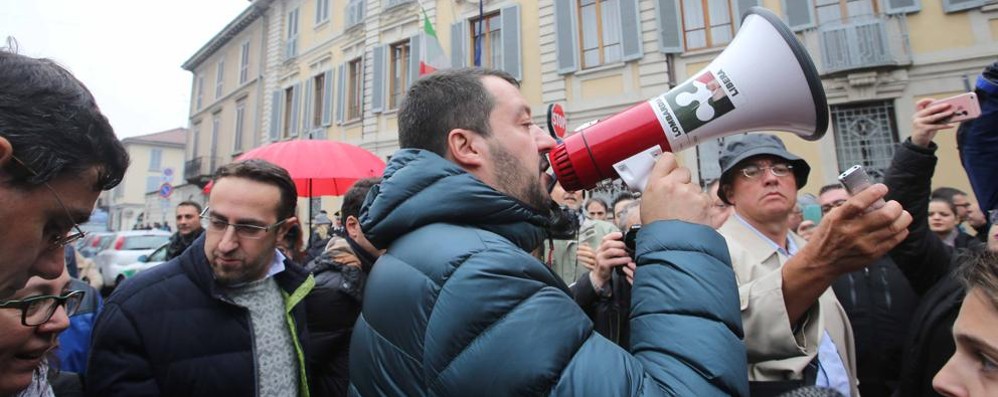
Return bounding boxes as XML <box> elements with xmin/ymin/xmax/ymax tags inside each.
<box><xmin>718</xmin><ymin>216</ymin><xmax>859</xmax><ymax>397</ymax></box>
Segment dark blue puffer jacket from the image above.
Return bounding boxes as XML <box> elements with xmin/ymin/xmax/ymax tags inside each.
<box><xmin>348</xmin><ymin>150</ymin><xmax>748</xmax><ymax>396</ymax></box>
<box><xmin>86</xmin><ymin>235</ymin><xmax>315</xmax><ymax>396</ymax></box>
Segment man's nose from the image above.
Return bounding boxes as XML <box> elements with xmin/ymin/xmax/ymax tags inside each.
<box><xmin>533</xmin><ymin>124</ymin><xmax>557</xmax><ymax>153</ymax></box>
<box><xmin>33</xmin><ymin>245</ymin><xmax>66</xmax><ymax>281</ymax></box>
<box><xmin>217</xmin><ymin>226</ymin><xmax>240</xmax><ymax>252</ymax></box>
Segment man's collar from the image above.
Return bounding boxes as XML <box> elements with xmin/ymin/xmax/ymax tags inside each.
<box><xmin>732</xmin><ymin>213</ymin><xmax>798</xmax><ymax>257</ymax></box>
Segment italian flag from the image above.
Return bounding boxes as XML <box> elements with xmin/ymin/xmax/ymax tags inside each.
<box><xmin>419</xmin><ymin>7</ymin><xmax>450</xmax><ymax>76</ymax></box>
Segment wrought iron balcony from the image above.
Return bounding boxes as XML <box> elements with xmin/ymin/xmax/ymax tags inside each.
<box><xmin>184</xmin><ymin>156</ymin><xmax>224</xmax><ymax>186</ymax></box>
<box><xmin>799</xmin><ymin>13</ymin><xmax>912</xmax><ymax>75</ymax></box>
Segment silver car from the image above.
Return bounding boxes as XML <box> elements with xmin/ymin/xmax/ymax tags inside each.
<box><xmin>95</xmin><ymin>231</ymin><xmax>171</xmax><ymax>288</ymax></box>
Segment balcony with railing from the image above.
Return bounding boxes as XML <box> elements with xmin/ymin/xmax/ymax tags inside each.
<box><xmin>799</xmin><ymin>13</ymin><xmax>912</xmax><ymax>75</ymax></box>
<box><xmin>184</xmin><ymin>156</ymin><xmax>224</xmax><ymax>186</ymax></box>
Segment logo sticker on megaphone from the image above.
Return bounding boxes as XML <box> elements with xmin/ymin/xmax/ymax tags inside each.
<box><xmin>548</xmin><ymin>6</ymin><xmax>829</xmax><ymax>193</ymax></box>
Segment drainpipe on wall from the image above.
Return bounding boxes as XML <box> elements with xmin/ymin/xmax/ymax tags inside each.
<box><xmin>666</xmin><ymin>53</ymin><xmax>677</xmax><ymax>89</ymax></box>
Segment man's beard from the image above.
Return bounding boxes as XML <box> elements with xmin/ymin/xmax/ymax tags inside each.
<box><xmin>490</xmin><ymin>142</ymin><xmax>549</xmax><ymax>212</ymax></box>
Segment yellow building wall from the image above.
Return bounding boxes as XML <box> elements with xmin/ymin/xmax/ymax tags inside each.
<box><xmin>121</xmin><ymin>144</ymin><xmax>187</xmax><ymax>205</ymax></box>
<box><xmin>906</xmin><ymin>1</ymin><xmax>976</xmax><ymax>54</ymax></box>
<box><xmin>518</xmin><ymin>0</ymin><xmax>543</xmax><ymax>106</ymax></box>
<box><xmin>580</xmin><ymin>75</ymin><xmax>625</xmax><ymax>99</ymax></box>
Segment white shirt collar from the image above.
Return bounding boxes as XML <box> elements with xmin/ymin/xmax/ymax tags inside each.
<box><xmin>733</xmin><ymin>212</ymin><xmax>798</xmax><ymax>257</ymax></box>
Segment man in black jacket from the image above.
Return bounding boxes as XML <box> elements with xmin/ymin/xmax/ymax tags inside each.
<box><xmin>87</xmin><ymin>160</ymin><xmax>314</xmax><ymax>397</ymax></box>
<box><xmin>305</xmin><ymin>177</ymin><xmax>381</xmax><ymax>397</ymax></box>
<box><xmin>165</xmin><ymin>201</ymin><xmax>204</xmax><ymax>260</ymax></box>
<box><xmin>821</xmin><ymin>183</ymin><xmax>918</xmax><ymax>397</ymax></box>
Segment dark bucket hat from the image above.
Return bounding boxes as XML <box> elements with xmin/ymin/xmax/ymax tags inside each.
<box><xmin>717</xmin><ymin>133</ymin><xmax>811</xmax><ymax>205</ymax></box>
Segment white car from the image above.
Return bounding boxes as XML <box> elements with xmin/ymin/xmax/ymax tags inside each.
<box><xmin>95</xmin><ymin>231</ymin><xmax>171</xmax><ymax>288</ymax></box>
<box><xmin>114</xmin><ymin>242</ymin><xmax>170</xmax><ymax>284</ymax></box>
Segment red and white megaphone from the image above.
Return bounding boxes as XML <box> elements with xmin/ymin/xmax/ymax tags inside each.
<box><xmin>548</xmin><ymin>7</ymin><xmax>828</xmax><ymax>192</ymax></box>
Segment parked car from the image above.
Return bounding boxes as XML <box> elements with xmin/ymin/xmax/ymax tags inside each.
<box><xmin>114</xmin><ymin>243</ymin><xmax>170</xmax><ymax>283</ymax></box>
<box><xmin>77</xmin><ymin>232</ymin><xmax>114</xmax><ymax>259</ymax></box>
<box><xmin>95</xmin><ymin>231</ymin><xmax>171</xmax><ymax>288</ymax></box>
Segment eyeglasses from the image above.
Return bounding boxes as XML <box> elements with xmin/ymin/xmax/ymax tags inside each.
<box><xmin>0</xmin><ymin>290</ymin><xmax>84</xmax><ymax>326</ymax></box>
<box><xmin>740</xmin><ymin>163</ymin><xmax>794</xmax><ymax>180</ymax></box>
<box><xmin>199</xmin><ymin>207</ymin><xmax>289</xmax><ymax>240</ymax></box>
<box><xmin>989</xmin><ymin>209</ymin><xmax>998</xmax><ymax>225</ymax></box>
<box><xmin>10</xmin><ymin>156</ymin><xmax>87</xmax><ymax>249</ymax></box>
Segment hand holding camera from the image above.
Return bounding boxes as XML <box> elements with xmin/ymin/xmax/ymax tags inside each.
<box><xmin>590</xmin><ymin>232</ymin><xmax>636</xmax><ymax>289</ymax></box>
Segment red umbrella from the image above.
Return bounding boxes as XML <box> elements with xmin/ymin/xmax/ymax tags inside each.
<box><xmin>204</xmin><ymin>140</ymin><xmax>386</xmax><ymax>197</ymax></box>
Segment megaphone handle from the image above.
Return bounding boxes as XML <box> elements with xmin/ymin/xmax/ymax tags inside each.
<box><xmin>612</xmin><ymin>146</ymin><xmax>663</xmax><ymax>192</ymax></box>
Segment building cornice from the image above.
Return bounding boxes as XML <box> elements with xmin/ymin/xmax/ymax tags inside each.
<box><xmin>182</xmin><ymin>0</ymin><xmax>275</xmax><ymax>71</ymax></box>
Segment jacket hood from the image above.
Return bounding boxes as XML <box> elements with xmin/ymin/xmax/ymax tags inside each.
<box><xmin>359</xmin><ymin>149</ymin><xmax>550</xmax><ymax>252</ymax></box>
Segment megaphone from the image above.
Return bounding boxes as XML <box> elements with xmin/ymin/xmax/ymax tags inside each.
<box><xmin>548</xmin><ymin>7</ymin><xmax>828</xmax><ymax>192</ymax></box>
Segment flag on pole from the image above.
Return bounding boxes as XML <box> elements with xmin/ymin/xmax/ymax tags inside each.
<box><xmin>419</xmin><ymin>6</ymin><xmax>450</xmax><ymax>76</ymax></box>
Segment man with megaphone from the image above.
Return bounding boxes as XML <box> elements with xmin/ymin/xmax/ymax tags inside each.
<box><xmin>715</xmin><ymin>134</ymin><xmax>912</xmax><ymax>397</ymax></box>
<box><xmin>349</xmin><ymin>68</ymin><xmax>749</xmax><ymax>396</ymax></box>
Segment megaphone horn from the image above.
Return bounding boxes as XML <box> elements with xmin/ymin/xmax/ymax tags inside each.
<box><xmin>549</xmin><ymin>7</ymin><xmax>828</xmax><ymax>192</ymax></box>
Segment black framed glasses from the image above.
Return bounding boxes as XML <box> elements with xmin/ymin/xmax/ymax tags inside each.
<box><xmin>10</xmin><ymin>156</ymin><xmax>87</xmax><ymax>248</ymax></box>
<box><xmin>0</xmin><ymin>290</ymin><xmax>84</xmax><ymax>326</ymax></box>
<box><xmin>199</xmin><ymin>207</ymin><xmax>289</xmax><ymax>240</ymax></box>
<box><xmin>740</xmin><ymin>163</ymin><xmax>794</xmax><ymax>179</ymax></box>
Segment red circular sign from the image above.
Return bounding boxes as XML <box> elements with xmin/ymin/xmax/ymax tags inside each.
<box><xmin>547</xmin><ymin>103</ymin><xmax>568</xmax><ymax>139</ymax></box>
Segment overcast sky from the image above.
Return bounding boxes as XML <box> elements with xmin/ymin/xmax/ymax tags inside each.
<box><xmin>0</xmin><ymin>0</ymin><xmax>250</xmax><ymax>139</ymax></box>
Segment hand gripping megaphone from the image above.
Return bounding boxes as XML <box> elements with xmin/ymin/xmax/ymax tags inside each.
<box><xmin>548</xmin><ymin>7</ymin><xmax>829</xmax><ymax>192</ymax></box>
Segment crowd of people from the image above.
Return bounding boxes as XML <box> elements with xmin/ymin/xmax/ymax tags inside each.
<box><xmin>0</xmin><ymin>44</ymin><xmax>996</xmax><ymax>397</ymax></box>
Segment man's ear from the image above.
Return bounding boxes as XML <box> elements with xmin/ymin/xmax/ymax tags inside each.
<box><xmin>345</xmin><ymin>215</ymin><xmax>362</xmax><ymax>240</ymax></box>
<box><xmin>276</xmin><ymin>216</ymin><xmax>299</xmax><ymax>241</ymax></box>
<box><xmin>446</xmin><ymin>129</ymin><xmax>486</xmax><ymax>168</ymax></box>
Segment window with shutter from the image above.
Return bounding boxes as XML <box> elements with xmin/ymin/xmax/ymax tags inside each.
<box><xmin>555</xmin><ymin>0</ymin><xmax>580</xmax><ymax>73</ymax></box>
<box><xmin>577</xmin><ymin>0</ymin><xmax>623</xmax><ymax>69</ymax></box>
<box><xmin>883</xmin><ymin>0</ymin><xmax>920</xmax><ymax>14</ymax></box>
<box><xmin>783</xmin><ymin>0</ymin><xmax>816</xmax><ymax>31</ymax></box>
<box><xmin>348</xmin><ymin>58</ymin><xmax>363</xmax><ymax>120</ymax></box>
<box><xmin>656</xmin><ymin>0</ymin><xmax>684</xmax><ymax>53</ymax></box>
<box><xmin>451</xmin><ymin>21</ymin><xmax>468</xmax><ymax>69</ymax></box>
<box><xmin>312</xmin><ymin>73</ymin><xmax>325</xmax><ymax>129</ymax></box>
<box><xmin>239</xmin><ymin>41</ymin><xmax>250</xmax><ymax>84</ymax></box>
<box><xmin>680</xmin><ymin>0</ymin><xmax>736</xmax><ymax>50</ymax></box>
<box><xmin>389</xmin><ymin>41</ymin><xmax>411</xmax><ymax>109</ymax></box>
<box><xmin>469</xmin><ymin>13</ymin><xmax>502</xmax><ymax>68</ymax></box>
<box><xmin>501</xmin><ymin>4</ymin><xmax>522</xmax><ymax>80</ymax></box>
<box><xmin>942</xmin><ymin>0</ymin><xmax>985</xmax><ymax>13</ymax></box>
<box><xmin>234</xmin><ymin>100</ymin><xmax>246</xmax><ymax>151</ymax></box>
<box><xmin>283</xmin><ymin>86</ymin><xmax>295</xmax><ymax>138</ymax></box>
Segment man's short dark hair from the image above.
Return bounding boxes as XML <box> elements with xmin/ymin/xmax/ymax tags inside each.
<box><xmin>819</xmin><ymin>183</ymin><xmax>845</xmax><ymax>196</ymax></box>
<box><xmin>177</xmin><ymin>201</ymin><xmax>202</xmax><ymax>213</ymax></box>
<box><xmin>612</xmin><ymin>191</ymin><xmax>636</xmax><ymax>210</ymax></box>
<box><xmin>341</xmin><ymin>177</ymin><xmax>381</xmax><ymax>225</ymax></box>
<box><xmin>932</xmin><ymin>187</ymin><xmax>967</xmax><ymax>201</ymax></box>
<box><xmin>397</xmin><ymin>68</ymin><xmax>519</xmax><ymax>156</ymax></box>
<box><xmin>212</xmin><ymin>159</ymin><xmax>297</xmax><ymax>221</ymax></box>
<box><xmin>0</xmin><ymin>45</ymin><xmax>129</xmax><ymax>191</ymax></box>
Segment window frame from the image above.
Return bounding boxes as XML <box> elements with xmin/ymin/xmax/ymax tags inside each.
<box><xmin>239</xmin><ymin>41</ymin><xmax>250</xmax><ymax>84</ymax></box>
<box><xmin>195</xmin><ymin>75</ymin><xmax>204</xmax><ymax>111</ymax></box>
<box><xmin>576</xmin><ymin>0</ymin><xmax>623</xmax><ymax>69</ymax></box>
<box><xmin>315</xmin><ymin>0</ymin><xmax>330</xmax><ymax>25</ymax></box>
<box><xmin>388</xmin><ymin>40</ymin><xmax>411</xmax><ymax>110</ymax></box>
<box><xmin>234</xmin><ymin>100</ymin><xmax>246</xmax><ymax>152</ymax></box>
<box><xmin>679</xmin><ymin>0</ymin><xmax>736</xmax><ymax>51</ymax></box>
<box><xmin>312</xmin><ymin>73</ymin><xmax>325</xmax><ymax>128</ymax></box>
<box><xmin>347</xmin><ymin>58</ymin><xmax>363</xmax><ymax>121</ymax></box>
<box><xmin>469</xmin><ymin>12</ymin><xmax>503</xmax><ymax>69</ymax></box>
<box><xmin>215</xmin><ymin>59</ymin><xmax>225</xmax><ymax>99</ymax></box>
<box><xmin>283</xmin><ymin>85</ymin><xmax>296</xmax><ymax>138</ymax></box>
<box><xmin>149</xmin><ymin>148</ymin><xmax>162</xmax><ymax>172</ymax></box>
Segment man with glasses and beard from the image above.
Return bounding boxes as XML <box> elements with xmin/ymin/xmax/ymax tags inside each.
<box><xmin>348</xmin><ymin>68</ymin><xmax>749</xmax><ymax>396</ymax></box>
<box><xmin>87</xmin><ymin>160</ymin><xmax>316</xmax><ymax>397</ymax></box>
<box><xmin>0</xmin><ymin>46</ymin><xmax>129</xmax><ymax>300</ymax></box>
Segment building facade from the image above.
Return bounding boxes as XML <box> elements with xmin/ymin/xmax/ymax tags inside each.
<box><xmin>188</xmin><ymin>0</ymin><xmax>998</xmax><ymax>202</ymax></box>
<box><xmin>108</xmin><ymin>128</ymin><xmax>188</xmax><ymax>231</ymax></box>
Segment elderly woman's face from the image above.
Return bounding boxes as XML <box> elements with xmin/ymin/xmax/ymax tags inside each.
<box><xmin>0</xmin><ymin>269</ymin><xmax>71</xmax><ymax>395</ymax></box>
